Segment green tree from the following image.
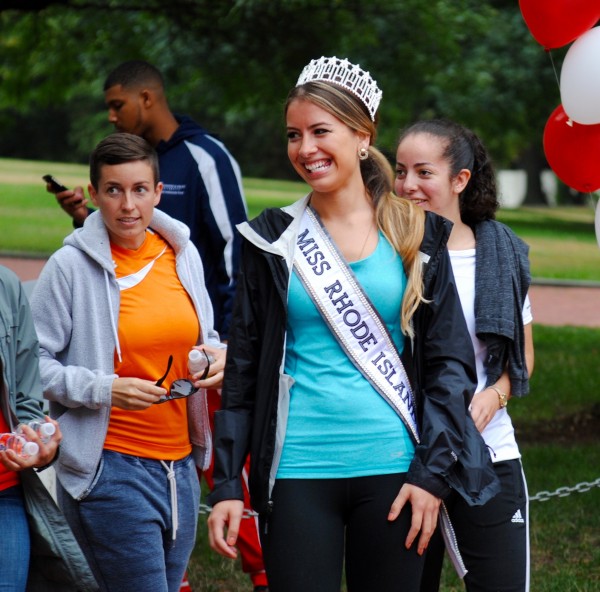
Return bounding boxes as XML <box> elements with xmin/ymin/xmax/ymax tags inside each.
<box><xmin>0</xmin><ymin>0</ymin><xmax>568</xmax><ymax>198</ymax></box>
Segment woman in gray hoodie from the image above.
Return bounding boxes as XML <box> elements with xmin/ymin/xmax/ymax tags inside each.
<box><xmin>31</xmin><ymin>133</ymin><xmax>225</xmax><ymax>592</ymax></box>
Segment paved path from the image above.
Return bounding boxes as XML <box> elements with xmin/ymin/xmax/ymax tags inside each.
<box><xmin>2</xmin><ymin>256</ymin><xmax>599</xmax><ymax>328</ymax></box>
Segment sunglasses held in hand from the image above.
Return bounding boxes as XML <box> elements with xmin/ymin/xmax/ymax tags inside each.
<box><xmin>154</xmin><ymin>353</ymin><xmax>210</xmax><ymax>404</ymax></box>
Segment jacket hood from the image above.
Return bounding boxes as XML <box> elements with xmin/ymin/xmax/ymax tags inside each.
<box><xmin>155</xmin><ymin>115</ymin><xmax>208</xmax><ymax>155</ymax></box>
<box><xmin>64</xmin><ymin>209</ymin><xmax>192</xmax><ymax>274</ymax></box>
<box><xmin>237</xmin><ymin>195</ymin><xmax>309</xmax><ymax>265</ymax></box>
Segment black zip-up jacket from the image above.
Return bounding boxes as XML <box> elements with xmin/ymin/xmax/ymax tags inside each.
<box><xmin>209</xmin><ymin>198</ymin><xmax>499</xmax><ymax>515</ymax></box>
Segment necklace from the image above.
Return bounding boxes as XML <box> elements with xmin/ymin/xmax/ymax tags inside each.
<box><xmin>357</xmin><ymin>221</ymin><xmax>374</xmax><ymax>260</ymax></box>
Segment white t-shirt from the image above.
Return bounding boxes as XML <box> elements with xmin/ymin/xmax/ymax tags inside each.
<box><xmin>449</xmin><ymin>248</ymin><xmax>532</xmax><ymax>462</ymax></box>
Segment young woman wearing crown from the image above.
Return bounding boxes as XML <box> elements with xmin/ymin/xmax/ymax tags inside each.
<box><xmin>207</xmin><ymin>56</ymin><xmax>499</xmax><ymax>592</ymax></box>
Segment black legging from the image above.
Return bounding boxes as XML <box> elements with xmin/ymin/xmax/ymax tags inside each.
<box><xmin>259</xmin><ymin>473</ymin><xmax>425</xmax><ymax>592</ymax></box>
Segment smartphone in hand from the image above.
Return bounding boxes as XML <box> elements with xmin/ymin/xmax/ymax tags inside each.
<box><xmin>43</xmin><ymin>174</ymin><xmax>69</xmax><ymax>193</ymax></box>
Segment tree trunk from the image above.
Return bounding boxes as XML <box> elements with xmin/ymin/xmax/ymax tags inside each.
<box><xmin>518</xmin><ymin>143</ymin><xmax>548</xmax><ymax>205</ymax></box>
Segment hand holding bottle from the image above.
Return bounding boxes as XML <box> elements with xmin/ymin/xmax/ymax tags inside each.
<box><xmin>188</xmin><ymin>345</ymin><xmax>226</xmax><ymax>390</ymax></box>
<box><xmin>18</xmin><ymin>419</ymin><xmax>57</xmax><ymax>444</ymax></box>
<box><xmin>188</xmin><ymin>349</ymin><xmax>215</xmax><ymax>377</ymax></box>
<box><xmin>0</xmin><ymin>433</ymin><xmax>39</xmax><ymax>458</ymax></box>
<box><xmin>0</xmin><ymin>417</ymin><xmax>62</xmax><ymax>472</ymax></box>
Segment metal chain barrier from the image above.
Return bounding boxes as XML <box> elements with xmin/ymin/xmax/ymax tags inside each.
<box><xmin>198</xmin><ymin>477</ymin><xmax>600</xmax><ymax>515</ymax></box>
<box><xmin>528</xmin><ymin>477</ymin><xmax>600</xmax><ymax>502</ymax></box>
<box><xmin>199</xmin><ymin>503</ymin><xmax>257</xmax><ymax>517</ymax></box>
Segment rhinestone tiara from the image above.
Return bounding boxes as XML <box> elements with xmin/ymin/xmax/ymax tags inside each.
<box><xmin>296</xmin><ymin>56</ymin><xmax>382</xmax><ymax>121</ymax></box>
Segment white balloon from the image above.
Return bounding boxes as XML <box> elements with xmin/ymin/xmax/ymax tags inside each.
<box><xmin>560</xmin><ymin>27</ymin><xmax>600</xmax><ymax>125</ymax></box>
<box><xmin>596</xmin><ymin>199</ymin><xmax>600</xmax><ymax>249</ymax></box>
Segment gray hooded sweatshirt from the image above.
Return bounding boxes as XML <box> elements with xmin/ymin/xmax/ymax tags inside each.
<box><xmin>30</xmin><ymin>209</ymin><xmax>223</xmax><ymax>501</ymax></box>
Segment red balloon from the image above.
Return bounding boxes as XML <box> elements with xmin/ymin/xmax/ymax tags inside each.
<box><xmin>519</xmin><ymin>0</ymin><xmax>600</xmax><ymax>49</ymax></box>
<box><xmin>543</xmin><ymin>105</ymin><xmax>600</xmax><ymax>193</ymax></box>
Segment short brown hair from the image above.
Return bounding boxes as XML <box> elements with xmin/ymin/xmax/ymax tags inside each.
<box><xmin>89</xmin><ymin>133</ymin><xmax>160</xmax><ymax>189</ymax></box>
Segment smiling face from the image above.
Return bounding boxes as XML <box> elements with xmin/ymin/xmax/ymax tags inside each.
<box><xmin>286</xmin><ymin>98</ymin><xmax>369</xmax><ymax>198</ymax></box>
<box><xmin>394</xmin><ymin>132</ymin><xmax>470</xmax><ymax>224</ymax></box>
<box><xmin>89</xmin><ymin>160</ymin><xmax>162</xmax><ymax>250</ymax></box>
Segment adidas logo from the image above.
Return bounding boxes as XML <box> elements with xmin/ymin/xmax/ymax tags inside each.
<box><xmin>511</xmin><ymin>509</ymin><xmax>525</xmax><ymax>524</ymax></box>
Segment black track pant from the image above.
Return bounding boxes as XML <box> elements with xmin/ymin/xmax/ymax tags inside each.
<box><xmin>420</xmin><ymin>459</ymin><xmax>529</xmax><ymax>592</ymax></box>
<box><xmin>259</xmin><ymin>473</ymin><xmax>425</xmax><ymax>592</ymax></box>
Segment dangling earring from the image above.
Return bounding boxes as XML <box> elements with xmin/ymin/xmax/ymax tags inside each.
<box><xmin>358</xmin><ymin>147</ymin><xmax>369</xmax><ymax>160</ymax></box>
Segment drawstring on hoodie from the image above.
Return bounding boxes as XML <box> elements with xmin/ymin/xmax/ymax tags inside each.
<box><xmin>104</xmin><ymin>270</ymin><xmax>122</xmax><ymax>363</ymax></box>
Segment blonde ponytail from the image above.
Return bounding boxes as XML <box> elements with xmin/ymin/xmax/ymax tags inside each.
<box><xmin>375</xmin><ymin>191</ymin><xmax>426</xmax><ymax>338</ymax></box>
<box><xmin>360</xmin><ymin>146</ymin><xmax>426</xmax><ymax>337</ymax></box>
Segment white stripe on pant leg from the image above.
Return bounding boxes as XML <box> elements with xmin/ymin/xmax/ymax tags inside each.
<box><xmin>520</xmin><ymin>459</ymin><xmax>530</xmax><ymax>592</ymax></box>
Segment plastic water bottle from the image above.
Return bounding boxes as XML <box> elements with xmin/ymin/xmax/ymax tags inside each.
<box><xmin>21</xmin><ymin>420</ymin><xmax>56</xmax><ymax>444</ymax></box>
<box><xmin>188</xmin><ymin>349</ymin><xmax>210</xmax><ymax>374</ymax></box>
<box><xmin>0</xmin><ymin>433</ymin><xmax>39</xmax><ymax>458</ymax></box>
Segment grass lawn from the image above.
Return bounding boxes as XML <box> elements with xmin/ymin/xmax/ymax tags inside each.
<box><xmin>2</xmin><ymin>157</ymin><xmax>599</xmax><ymax>590</ymax></box>
<box><xmin>0</xmin><ymin>157</ymin><xmax>308</xmax><ymax>256</ymax></box>
<box><xmin>2</xmin><ymin>157</ymin><xmax>600</xmax><ymax>283</ymax></box>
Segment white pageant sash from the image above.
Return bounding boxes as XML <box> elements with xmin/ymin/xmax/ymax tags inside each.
<box><xmin>293</xmin><ymin>207</ymin><xmax>419</xmax><ymax>443</ymax></box>
<box><xmin>294</xmin><ymin>207</ymin><xmax>467</xmax><ymax>578</ymax></box>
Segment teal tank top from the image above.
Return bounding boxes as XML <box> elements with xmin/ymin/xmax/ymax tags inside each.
<box><xmin>278</xmin><ymin>233</ymin><xmax>415</xmax><ymax>479</ymax></box>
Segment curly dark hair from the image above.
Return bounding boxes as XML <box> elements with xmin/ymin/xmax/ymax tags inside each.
<box><xmin>397</xmin><ymin>119</ymin><xmax>499</xmax><ymax>226</ymax></box>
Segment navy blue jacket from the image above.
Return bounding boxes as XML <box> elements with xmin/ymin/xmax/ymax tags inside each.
<box><xmin>155</xmin><ymin>116</ymin><xmax>247</xmax><ymax>339</ymax></box>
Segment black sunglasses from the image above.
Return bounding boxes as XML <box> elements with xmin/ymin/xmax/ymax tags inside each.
<box><xmin>154</xmin><ymin>354</ymin><xmax>209</xmax><ymax>404</ymax></box>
